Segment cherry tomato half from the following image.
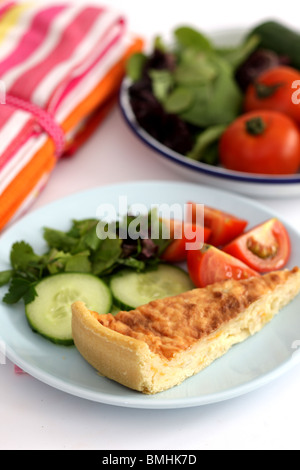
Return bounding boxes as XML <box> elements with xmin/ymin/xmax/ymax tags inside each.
<box><xmin>187</xmin><ymin>202</ymin><xmax>248</xmax><ymax>247</ymax></box>
<box><xmin>160</xmin><ymin>219</ymin><xmax>211</xmax><ymax>263</ymax></box>
<box><xmin>223</xmin><ymin>218</ymin><xmax>291</xmax><ymax>273</ymax></box>
<box><xmin>187</xmin><ymin>244</ymin><xmax>259</xmax><ymax>288</ymax></box>
<box><xmin>244</xmin><ymin>66</ymin><xmax>300</xmax><ymax>126</ymax></box>
<box><xmin>219</xmin><ymin>110</ymin><xmax>300</xmax><ymax>175</ymax></box>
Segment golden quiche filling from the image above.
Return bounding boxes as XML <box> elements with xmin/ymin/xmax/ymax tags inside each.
<box><xmin>93</xmin><ymin>271</ymin><xmax>291</xmax><ymax>360</ymax></box>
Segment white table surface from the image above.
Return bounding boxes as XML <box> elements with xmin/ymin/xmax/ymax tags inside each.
<box><xmin>1</xmin><ymin>0</ymin><xmax>300</xmax><ymax>451</ymax></box>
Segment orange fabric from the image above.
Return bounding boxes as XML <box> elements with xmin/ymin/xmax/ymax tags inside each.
<box><xmin>0</xmin><ymin>141</ymin><xmax>56</xmax><ymax>230</ymax></box>
<box><xmin>0</xmin><ymin>37</ymin><xmax>144</xmax><ymax>231</ymax></box>
<box><xmin>64</xmin><ymin>95</ymin><xmax>117</xmax><ymax>156</ymax></box>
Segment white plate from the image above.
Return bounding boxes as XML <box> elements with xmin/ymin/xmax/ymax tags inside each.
<box><xmin>1</xmin><ymin>181</ymin><xmax>300</xmax><ymax>409</ymax></box>
<box><xmin>119</xmin><ymin>30</ymin><xmax>300</xmax><ymax>198</ymax></box>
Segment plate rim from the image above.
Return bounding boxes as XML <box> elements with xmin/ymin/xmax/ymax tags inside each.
<box><xmin>1</xmin><ymin>180</ymin><xmax>300</xmax><ymax>409</ymax></box>
<box><xmin>5</xmin><ymin>340</ymin><xmax>300</xmax><ymax>409</ymax></box>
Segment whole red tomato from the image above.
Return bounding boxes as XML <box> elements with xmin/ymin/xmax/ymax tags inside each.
<box><xmin>244</xmin><ymin>66</ymin><xmax>300</xmax><ymax>126</ymax></box>
<box><xmin>219</xmin><ymin>110</ymin><xmax>300</xmax><ymax>175</ymax></box>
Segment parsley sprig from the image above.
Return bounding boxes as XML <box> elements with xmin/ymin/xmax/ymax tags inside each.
<box><xmin>0</xmin><ymin>214</ymin><xmax>170</xmax><ymax>305</ymax></box>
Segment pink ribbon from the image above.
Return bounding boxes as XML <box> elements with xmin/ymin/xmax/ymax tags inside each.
<box><xmin>5</xmin><ymin>94</ymin><xmax>65</xmax><ymax>157</ymax></box>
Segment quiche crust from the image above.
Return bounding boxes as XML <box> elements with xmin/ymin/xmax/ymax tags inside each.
<box><xmin>72</xmin><ymin>268</ymin><xmax>300</xmax><ymax>394</ymax></box>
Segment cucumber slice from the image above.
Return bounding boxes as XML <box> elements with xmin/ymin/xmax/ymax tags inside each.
<box><xmin>25</xmin><ymin>273</ymin><xmax>112</xmax><ymax>345</ymax></box>
<box><xmin>110</xmin><ymin>264</ymin><xmax>194</xmax><ymax>311</ymax></box>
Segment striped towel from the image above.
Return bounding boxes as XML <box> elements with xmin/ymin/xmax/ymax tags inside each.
<box><xmin>0</xmin><ymin>1</ymin><xmax>143</xmax><ymax>231</ymax></box>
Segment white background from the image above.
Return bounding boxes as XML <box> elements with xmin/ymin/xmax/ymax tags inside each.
<box><xmin>1</xmin><ymin>0</ymin><xmax>300</xmax><ymax>450</ymax></box>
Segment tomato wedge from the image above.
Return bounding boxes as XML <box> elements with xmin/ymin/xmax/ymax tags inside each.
<box><xmin>187</xmin><ymin>244</ymin><xmax>259</xmax><ymax>288</ymax></box>
<box><xmin>223</xmin><ymin>218</ymin><xmax>291</xmax><ymax>273</ymax></box>
<box><xmin>187</xmin><ymin>202</ymin><xmax>248</xmax><ymax>247</ymax></box>
<box><xmin>161</xmin><ymin>219</ymin><xmax>211</xmax><ymax>263</ymax></box>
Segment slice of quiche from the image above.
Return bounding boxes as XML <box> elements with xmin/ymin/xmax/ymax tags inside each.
<box><xmin>72</xmin><ymin>268</ymin><xmax>300</xmax><ymax>394</ymax></box>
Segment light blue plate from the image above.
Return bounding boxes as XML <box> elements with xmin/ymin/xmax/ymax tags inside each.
<box><xmin>1</xmin><ymin>181</ymin><xmax>300</xmax><ymax>409</ymax></box>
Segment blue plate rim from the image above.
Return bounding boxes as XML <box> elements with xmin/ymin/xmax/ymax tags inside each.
<box><xmin>119</xmin><ymin>77</ymin><xmax>300</xmax><ymax>186</ymax></box>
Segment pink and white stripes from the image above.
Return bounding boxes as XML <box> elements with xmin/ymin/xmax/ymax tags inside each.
<box><xmin>0</xmin><ymin>1</ymin><xmax>129</xmax><ymax>195</ymax></box>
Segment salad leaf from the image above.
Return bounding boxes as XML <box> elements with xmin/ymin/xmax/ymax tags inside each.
<box><xmin>0</xmin><ymin>212</ymin><xmax>170</xmax><ymax>305</ymax></box>
<box><xmin>10</xmin><ymin>241</ymin><xmax>43</xmax><ymax>276</ymax></box>
<box><xmin>92</xmin><ymin>238</ymin><xmax>123</xmax><ymax>276</ymax></box>
<box><xmin>67</xmin><ymin>219</ymin><xmax>98</xmax><ymax>238</ymax></box>
<box><xmin>126</xmin><ymin>52</ymin><xmax>147</xmax><ymax>82</ymax></box>
<box><xmin>174</xmin><ymin>49</ymin><xmax>217</xmax><ymax>85</ymax></box>
<box><xmin>0</xmin><ymin>270</ymin><xmax>12</xmax><ymax>287</ymax></box>
<box><xmin>127</xmin><ymin>25</ymin><xmax>258</xmax><ymax>166</ymax></box>
<box><xmin>46</xmin><ymin>249</ymin><xmax>71</xmax><ymax>275</ymax></box>
<box><xmin>174</xmin><ymin>26</ymin><xmax>213</xmax><ymax>52</ymax></box>
<box><xmin>83</xmin><ymin>224</ymin><xmax>101</xmax><ymax>251</ymax></box>
<box><xmin>116</xmin><ymin>257</ymin><xmax>146</xmax><ymax>272</ymax></box>
<box><xmin>3</xmin><ymin>277</ymin><xmax>38</xmax><ymax>305</ymax></box>
<box><xmin>64</xmin><ymin>251</ymin><xmax>92</xmax><ymax>274</ymax></box>
<box><xmin>188</xmin><ymin>124</ymin><xmax>227</xmax><ymax>163</ymax></box>
<box><xmin>178</xmin><ymin>57</ymin><xmax>242</xmax><ymax>127</ymax></box>
<box><xmin>164</xmin><ymin>86</ymin><xmax>194</xmax><ymax>114</ymax></box>
<box><xmin>153</xmin><ymin>35</ymin><xmax>168</xmax><ymax>53</ymax></box>
<box><xmin>216</xmin><ymin>34</ymin><xmax>260</xmax><ymax>71</ymax></box>
<box><xmin>149</xmin><ymin>69</ymin><xmax>174</xmax><ymax>103</ymax></box>
<box><xmin>43</xmin><ymin>228</ymin><xmax>78</xmax><ymax>253</ymax></box>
